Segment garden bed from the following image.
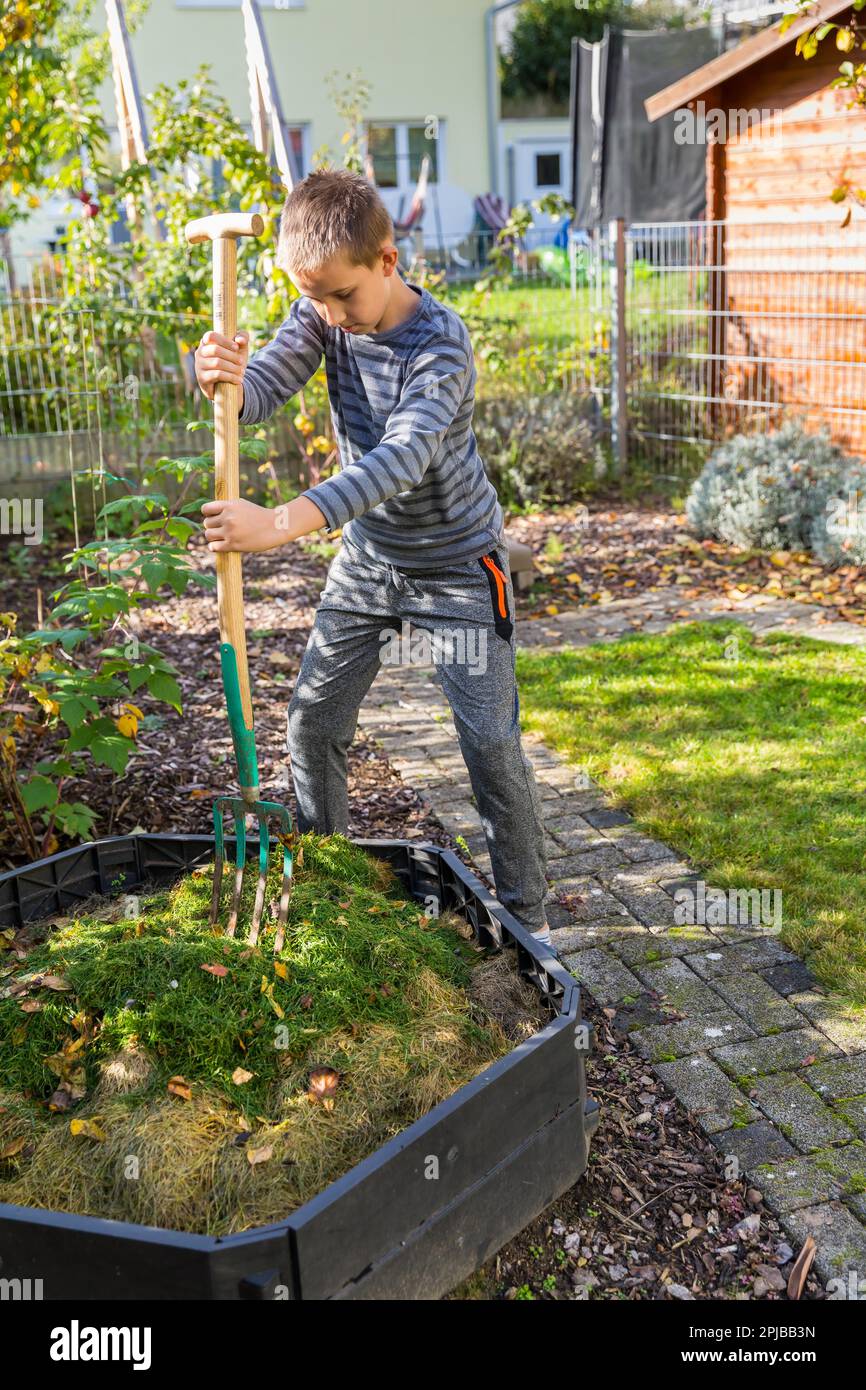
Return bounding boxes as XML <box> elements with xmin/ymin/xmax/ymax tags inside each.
<box><xmin>0</xmin><ymin>832</ymin><xmax>598</xmax><ymax>1300</ymax></box>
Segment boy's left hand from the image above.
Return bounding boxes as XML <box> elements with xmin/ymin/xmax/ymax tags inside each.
<box><xmin>201</xmin><ymin>498</ymin><xmax>284</xmax><ymax>553</ymax></box>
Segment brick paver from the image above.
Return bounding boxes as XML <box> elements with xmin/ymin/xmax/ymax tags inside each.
<box><xmin>356</xmin><ymin>590</ymin><xmax>866</xmax><ymax>1292</ymax></box>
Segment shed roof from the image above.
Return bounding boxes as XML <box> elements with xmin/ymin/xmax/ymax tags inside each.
<box><xmin>644</xmin><ymin>1</ymin><xmax>854</xmax><ymax>121</ymax></box>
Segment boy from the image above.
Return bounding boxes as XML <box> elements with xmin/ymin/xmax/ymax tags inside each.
<box><xmin>195</xmin><ymin>168</ymin><xmax>554</xmax><ymax>947</ymax></box>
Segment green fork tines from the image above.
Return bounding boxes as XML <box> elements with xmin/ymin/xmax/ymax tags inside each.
<box><xmin>210</xmin><ymin>796</ymin><xmax>294</xmax><ymax>950</ymax></box>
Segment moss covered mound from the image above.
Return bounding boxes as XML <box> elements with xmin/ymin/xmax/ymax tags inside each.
<box><xmin>0</xmin><ymin>832</ymin><xmax>542</xmax><ymax>1235</ymax></box>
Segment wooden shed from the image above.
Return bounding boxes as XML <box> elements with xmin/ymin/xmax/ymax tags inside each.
<box><xmin>645</xmin><ymin>1</ymin><xmax>866</xmax><ymax>459</ymax></box>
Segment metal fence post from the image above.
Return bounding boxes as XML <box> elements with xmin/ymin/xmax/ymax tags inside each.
<box><xmin>608</xmin><ymin>218</ymin><xmax>628</xmax><ymax>475</ymax></box>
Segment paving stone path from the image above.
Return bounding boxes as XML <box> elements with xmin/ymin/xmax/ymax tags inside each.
<box><xmin>357</xmin><ymin>588</ymin><xmax>866</xmax><ymax>1289</ymax></box>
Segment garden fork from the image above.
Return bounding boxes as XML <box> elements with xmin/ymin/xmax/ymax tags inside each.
<box><xmin>185</xmin><ymin>211</ymin><xmax>293</xmax><ymax>951</ymax></box>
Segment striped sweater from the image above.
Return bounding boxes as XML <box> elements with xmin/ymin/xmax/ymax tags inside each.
<box><xmin>238</xmin><ymin>284</ymin><xmax>504</xmax><ymax>568</ymax></box>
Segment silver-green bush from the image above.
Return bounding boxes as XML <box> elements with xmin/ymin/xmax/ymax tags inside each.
<box><xmin>685</xmin><ymin>422</ymin><xmax>866</xmax><ymax>564</ymax></box>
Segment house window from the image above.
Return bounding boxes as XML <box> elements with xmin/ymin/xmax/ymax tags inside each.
<box><xmin>407</xmin><ymin>124</ymin><xmax>439</xmax><ymax>183</ymax></box>
<box><xmin>367</xmin><ymin>122</ymin><xmax>441</xmax><ymax>191</ymax></box>
<box><xmin>535</xmin><ymin>152</ymin><xmax>562</xmax><ymax>188</ymax></box>
<box><xmin>211</xmin><ymin>126</ymin><xmax>308</xmax><ymax>186</ymax></box>
<box><xmin>368</xmin><ymin>126</ymin><xmax>399</xmax><ymax>189</ymax></box>
<box><xmin>287</xmin><ymin>127</ymin><xmax>307</xmax><ymax>179</ymax></box>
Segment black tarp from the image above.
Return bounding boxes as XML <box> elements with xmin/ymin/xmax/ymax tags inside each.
<box><xmin>570</xmin><ymin>24</ymin><xmax>723</xmax><ymax>226</ymax></box>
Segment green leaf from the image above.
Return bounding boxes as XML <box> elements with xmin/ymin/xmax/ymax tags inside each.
<box><xmin>90</xmin><ymin>734</ymin><xmax>133</xmax><ymax>775</ymax></box>
<box><xmin>25</xmin><ymin>628</ymin><xmax>90</xmax><ymax>650</ymax></box>
<box><xmin>20</xmin><ymin>775</ymin><xmax>59</xmax><ymax>814</ymax></box>
<box><xmin>97</xmin><ymin>493</ymin><xmax>169</xmax><ymax>520</ymax></box>
<box><xmin>54</xmin><ymin>801</ymin><xmax>97</xmax><ymax>837</ymax></box>
<box><xmin>140</xmin><ymin>561</ymin><xmax>170</xmax><ymax>591</ymax></box>
<box><xmin>240</xmin><ymin>437</ymin><xmax>269</xmax><ymax>463</ymax></box>
<box><xmin>126</xmin><ymin>664</ymin><xmax>153</xmax><ymax>693</ymax></box>
<box><xmin>66</xmin><ymin>715</ymin><xmax>115</xmax><ymax>753</ymax></box>
<box><xmin>58</xmin><ymin>695</ymin><xmax>100</xmax><ymax>731</ymax></box>
<box><xmin>135</xmin><ymin>517</ymin><xmax>199</xmax><ymax>543</ymax></box>
<box><xmin>35</xmin><ymin>757</ymin><xmax>77</xmax><ymax>778</ymax></box>
<box><xmin>147</xmin><ymin>670</ymin><xmax>182</xmax><ymax>711</ymax></box>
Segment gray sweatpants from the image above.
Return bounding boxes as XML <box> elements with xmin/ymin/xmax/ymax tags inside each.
<box><xmin>285</xmin><ymin>531</ymin><xmax>550</xmax><ymax>932</ymax></box>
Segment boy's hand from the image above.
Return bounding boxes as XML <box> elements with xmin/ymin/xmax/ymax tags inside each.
<box><xmin>195</xmin><ymin>330</ymin><xmax>249</xmax><ymax>402</ymax></box>
<box><xmin>202</xmin><ymin>498</ymin><xmax>283</xmax><ymax>553</ymax></box>
<box><xmin>202</xmin><ymin>495</ymin><xmax>329</xmax><ymax>552</ymax></box>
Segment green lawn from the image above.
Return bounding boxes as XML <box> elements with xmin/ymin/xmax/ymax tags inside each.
<box><xmin>516</xmin><ymin>619</ymin><xmax>866</xmax><ymax>1009</ymax></box>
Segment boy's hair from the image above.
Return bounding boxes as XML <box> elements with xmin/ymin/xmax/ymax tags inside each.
<box><xmin>276</xmin><ymin>168</ymin><xmax>394</xmax><ymax>275</ymax></box>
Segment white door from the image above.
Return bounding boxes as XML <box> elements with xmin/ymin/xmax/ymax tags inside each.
<box><xmin>509</xmin><ymin>140</ymin><xmax>570</xmax><ymax>231</ymax></box>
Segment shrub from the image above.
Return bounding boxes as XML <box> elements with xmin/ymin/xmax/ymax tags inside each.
<box><xmin>685</xmin><ymin>421</ymin><xmax>866</xmax><ymax>563</ymax></box>
<box><xmin>474</xmin><ymin>387</ymin><xmax>606</xmax><ymax>510</ymax></box>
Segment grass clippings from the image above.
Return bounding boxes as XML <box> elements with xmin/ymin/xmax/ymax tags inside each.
<box><xmin>0</xmin><ymin>832</ymin><xmax>546</xmax><ymax>1235</ymax></box>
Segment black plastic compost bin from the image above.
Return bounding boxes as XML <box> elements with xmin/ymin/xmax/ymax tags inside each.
<box><xmin>0</xmin><ymin>833</ymin><xmax>599</xmax><ymax>1300</ymax></box>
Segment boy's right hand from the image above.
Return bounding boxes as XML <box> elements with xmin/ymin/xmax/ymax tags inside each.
<box><xmin>195</xmin><ymin>330</ymin><xmax>249</xmax><ymax>402</ymax></box>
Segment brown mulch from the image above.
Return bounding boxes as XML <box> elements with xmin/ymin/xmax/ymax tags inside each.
<box><xmin>1</xmin><ymin>536</ymin><xmax>453</xmax><ymax>869</ymax></box>
<box><xmin>450</xmin><ymin>990</ymin><xmax>824</xmax><ymax>1301</ymax></box>
<box><xmin>506</xmin><ymin>503</ymin><xmax>866</xmax><ymax>627</ymax></box>
<box><xmin>0</xmin><ymin>510</ymin><xmax>838</xmax><ymax>1299</ymax></box>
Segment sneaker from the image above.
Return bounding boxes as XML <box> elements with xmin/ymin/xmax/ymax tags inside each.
<box><xmin>529</xmin><ymin>927</ymin><xmax>563</xmax><ymax>962</ymax></box>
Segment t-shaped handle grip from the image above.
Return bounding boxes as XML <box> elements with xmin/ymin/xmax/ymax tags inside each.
<box><xmin>184</xmin><ymin>211</ymin><xmax>265</xmax><ymax>246</ymax></box>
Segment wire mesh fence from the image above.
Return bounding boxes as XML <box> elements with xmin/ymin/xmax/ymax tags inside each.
<box><xmin>2</xmin><ymin>218</ymin><xmax>864</xmax><ymax>495</ymax></box>
<box><xmin>0</xmin><ymin>249</ymin><xmax>312</xmax><ymax>496</ymax></box>
<box><xmin>1</xmin><ymin>250</ymin><xmax>210</xmax><ymax>489</ymax></box>
<box><xmin>622</xmin><ymin>217</ymin><xmax>866</xmax><ymax>480</ymax></box>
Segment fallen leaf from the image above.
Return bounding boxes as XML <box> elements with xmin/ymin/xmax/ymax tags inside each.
<box><xmin>0</xmin><ymin>1137</ymin><xmax>26</xmax><ymax>1160</ymax></box>
<box><xmin>232</xmin><ymin>1067</ymin><xmax>254</xmax><ymax>1085</ymax></box>
<box><xmin>273</xmin><ymin>961</ymin><xmax>289</xmax><ymax>980</ymax></box>
<box><xmin>201</xmin><ymin>963</ymin><xmax>228</xmax><ymax>977</ymax></box>
<box><xmin>40</xmin><ymin>974</ymin><xmax>72</xmax><ymax>991</ymax></box>
<box><xmin>167</xmin><ymin>1076</ymin><xmax>192</xmax><ymax>1101</ymax></box>
<box><xmin>69</xmin><ymin>1117</ymin><xmax>107</xmax><ymax>1142</ymax></box>
<box><xmin>259</xmin><ymin>973</ymin><xmax>285</xmax><ymax>1018</ymax></box>
<box><xmin>247</xmin><ymin>1144</ymin><xmax>274</xmax><ymax>1166</ymax></box>
<box><xmin>787</xmin><ymin>1235</ymin><xmax>816</xmax><ymax>1300</ymax></box>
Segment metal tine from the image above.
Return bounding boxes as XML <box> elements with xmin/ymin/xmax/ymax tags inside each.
<box><xmin>247</xmin><ymin>812</ymin><xmax>270</xmax><ymax>946</ymax></box>
<box><xmin>226</xmin><ymin>809</ymin><xmax>247</xmax><ymax>939</ymax></box>
<box><xmin>210</xmin><ymin>799</ymin><xmax>293</xmax><ymax>949</ymax></box>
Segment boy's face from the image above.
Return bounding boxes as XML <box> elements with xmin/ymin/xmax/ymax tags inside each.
<box><xmin>288</xmin><ymin>245</ymin><xmax>398</xmax><ymax>335</ymax></box>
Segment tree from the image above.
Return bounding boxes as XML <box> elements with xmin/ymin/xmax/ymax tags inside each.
<box><xmin>0</xmin><ymin>0</ymin><xmax>116</xmax><ymax>237</ymax></box>
<box><xmin>498</xmin><ymin>0</ymin><xmax>698</xmax><ymax>114</ymax></box>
